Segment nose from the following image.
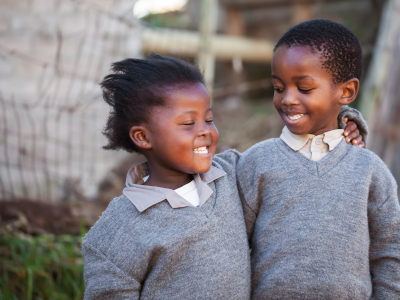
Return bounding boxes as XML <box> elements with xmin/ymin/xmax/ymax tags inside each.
<box><xmin>197</xmin><ymin>123</ymin><xmax>212</xmax><ymax>138</ymax></box>
<box><xmin>281</xmin><ymin>89</ymin><xmax>300</xmax><ymax>106</ymax></box>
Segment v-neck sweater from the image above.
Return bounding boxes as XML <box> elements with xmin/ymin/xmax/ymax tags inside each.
<box><xmin>237</xmin><ymin>138</ymin><xmax>400</xmax><ymax>300</ymax></box>
<box><xmin>82</xmin><ymin>150</ymin><xmax>251</xmax><ymax>300</ymax></box>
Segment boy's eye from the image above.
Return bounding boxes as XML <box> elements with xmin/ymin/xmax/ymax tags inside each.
<box><xmin>206</xmin><ymin>119</ymin><xmax>213</xmax><ymax>123</ymax></box>
<box><xmin>181</xmin><ymin>122</ymin><xmax>194</xmax><ymax>126</ymax></box>
<box><xmin>273</xmin><ymin>87</ymin><xmax>284</xmax><ymax>93</ymax></box>
<box><xmin>298</xmin><ymin>88</ymin><xmax>313</xmax><ymax>93</ymax></box>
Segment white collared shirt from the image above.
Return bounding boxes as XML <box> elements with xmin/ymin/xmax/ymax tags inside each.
<box><xmin>280</xmin><ymin>126</ymin><xmax>344</xmax><ymax>161</ymax></box>
<box><xmin>143</xmin><ymin>175</ymin><xmax>200</xmax><ymax>207</ymax></box>
<box><xmin>123</xmin><ymin>162</ymin><xmax>226</xmax><ymax>212</ymax></box>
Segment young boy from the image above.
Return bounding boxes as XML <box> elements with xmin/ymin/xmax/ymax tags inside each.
<box><xmin>81</xmin><ymin>53</ymin><xmax>365</xmax><ymax>299</ymax></box>
<box><xmin>237</xmin><ymin>19</ymin><xmax>400</xmax><ymax>299</ymax></box>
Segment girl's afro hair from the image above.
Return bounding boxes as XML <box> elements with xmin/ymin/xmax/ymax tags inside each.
<box><xmin>100</xmin><ymin>53</ymin><xmax>205</xmax><ymax>153</ymax></box>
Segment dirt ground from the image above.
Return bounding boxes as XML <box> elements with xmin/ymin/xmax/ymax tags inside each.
<box><xmin>0</xmin><ymin>200</ymin><xmax>107</xmax><ymax>235</ymax></box>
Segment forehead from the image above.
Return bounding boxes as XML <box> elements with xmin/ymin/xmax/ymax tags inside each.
<box><xmin>272</xmin><ymin>45</ymin><xmax>321</xmax><ymax>67</ymax></box>
<box><xmin>149</xmin><ymin>82</ymin><xmax>211</xmax><ymax>122</ymax></box>
<box><xmin>271</xmin><ymin>46</ymin><xmax>336</xmax><ymax>84</ymax></box>
<box><xmin>163</xmin><ymin>82</ymin><xmax>210</xmax><ymax>107</ymax></box>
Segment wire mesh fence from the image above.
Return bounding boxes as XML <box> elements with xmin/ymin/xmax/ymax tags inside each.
<box><xmin>0</xmin><ymin>0</ymin><xmax>141</xmax><ymax>202</ymax></box>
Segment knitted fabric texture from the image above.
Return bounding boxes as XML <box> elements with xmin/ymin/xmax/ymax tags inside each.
<box><xmin>82</xmin><ymin>150</ymin><xmax>251</xmax><ymax>300</ymax></box>
<box><xmin>338</xmin><ymin>105</ymin><xmax>369</xmax><ymax>145</ymax></box>
<box><xmin>238</xmin><ymin>138</ymin><xmax>400</xmax><ymax>300</ymax></box>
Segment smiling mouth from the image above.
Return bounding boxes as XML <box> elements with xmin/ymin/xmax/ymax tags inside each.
<box><xmin>193</xmin><ymin>146</ymin><xmax>209</xmax><ymax>154</ymax></box>
<box><xmin>286</xmin><ymin>113</ymin><xmax>305</xmax><ymax>120</ymax></box>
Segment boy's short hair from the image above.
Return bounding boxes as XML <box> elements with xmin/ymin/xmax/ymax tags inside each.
<box><xmin>100</xmin><ymin>53</ymin><xmax>205</xmax><ymax>153</ymax></box>
<box><xmin>274</xmin><ymin>19</ymin><xmax>363</xmax><ymax>84</ymax></box>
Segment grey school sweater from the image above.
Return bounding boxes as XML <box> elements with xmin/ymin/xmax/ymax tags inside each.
<box><xmin>82</xmin><ymin>150</ymin><xmax>251</xmax><ymax>300</ymax></box>
<box><xmin>237</xmin><ymin>138</ymin><xmax>400</xmax><ymax>300</ymax></box>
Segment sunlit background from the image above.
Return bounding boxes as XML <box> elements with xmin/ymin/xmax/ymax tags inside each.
<box><xmin>0</xmin><ymin>0</ymin><xmax>399</xmax><ymax>298</ymax></box>
<box><xmin>133</xmin><ymin>0</ymin><xmax>188</xmax><ymax>18</ymax></box>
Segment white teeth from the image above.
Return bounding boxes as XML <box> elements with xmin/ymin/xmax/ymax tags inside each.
<box><xmin>287</xmin><ymin>114</ymin><xmax>304</xmax><ymax>120</ymax></box>
<box><xmin>194</xmin><ymin>146</ymin><xmax>208</xmax><ymax>154</ymax></box>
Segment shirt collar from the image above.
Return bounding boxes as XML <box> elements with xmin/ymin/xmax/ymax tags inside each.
<box><xmin>280</xmin><ymin>126</ymin><xmax>344</xmax><ymax>151</ymax></box>
<box><xmin>280</xmin><ymin>126</ymin><xmax>313</xmax><ymax>151</ymax></box>
<box><xmin>123</xmin><ymin>161</ymin><xmax>226</xmax><ymax>212</ymax></box>
<box><xmin>322</xmin><ymin>129</ymin><xmax>345</xmax><ymax>151</ymax></box>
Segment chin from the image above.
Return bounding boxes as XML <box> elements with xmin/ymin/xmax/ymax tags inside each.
<box><xmin>286</xmin><ymin>125</ymin><xmax>309</xmax><ymax>135</ymax></box>
<box><xmin>194</xmin><ymin>163</ymin><xmax>212</xmax><ymax>174</ymax></box>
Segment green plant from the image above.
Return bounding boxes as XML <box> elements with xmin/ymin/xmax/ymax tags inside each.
<box><xmin>0</xmin><ymin>230</ymin><xmax>85</xmax><ymax>300</ymax></box>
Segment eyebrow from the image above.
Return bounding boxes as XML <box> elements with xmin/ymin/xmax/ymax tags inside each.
<box><xmin>293</xmin><ymin>75</ymin><xmax>316</xmax><ymax>82</ymax></box>
<box><xmin>271</xmin><ymin>74</ymin><xmax>316</xmax><ymax>82</ymax></box>
<box><xmin>176</xmin><ymin>107</ymin><xmax>213</xmax><ymax>118</ymax></box>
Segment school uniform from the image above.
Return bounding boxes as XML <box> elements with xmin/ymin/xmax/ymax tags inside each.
<box><xmin>237</xmin><ymin>128</ymin><xmax>400</xmax><ymax>300</ymax></box>
<box><xmin>82</xmin><ymin>150</ymin><xmax>251</xmax><ymax>300</ymax></box>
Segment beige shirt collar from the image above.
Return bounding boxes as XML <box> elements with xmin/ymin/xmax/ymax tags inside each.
<box><xmin>123</xmin><ymin>162</ymin><xmax>226</xmax><ymax>212</ymax></box>
<box><xmin>280</xmin><ymin>126</ymin><xmax>344</xmax><ymax>151</ymax></box>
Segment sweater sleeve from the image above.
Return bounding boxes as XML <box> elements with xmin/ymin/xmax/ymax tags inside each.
<box><xmin>214</xmin><ymin>149</ymin><xmax>256</xmax><ymax>240</ymax></box>
<box><xmin>338</xmin><ymin>105</ymin><xmax>369</xmax><ymax>145</ymax></box>
<box><xmin>82</xmin><ymin>241</ymin><xmax>141</xmax><ymax>300</ymax></box>
<box><xmin>368</xmin><ymin>160</ymin><xmax>400</xmax><ymax>299</ymax></box>
<box><xmin>213</xmin><ymin>149</ymin><xmax>241</xmax><ymax>175</ymax></box>
<box><xmin>236</xmin><ymin>145</ymin><xmax>265</xmax><ymax>242</ymax></box>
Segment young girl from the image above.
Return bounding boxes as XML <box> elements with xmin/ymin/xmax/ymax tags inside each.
<box><xmin>82</xmin><ymin>53</ymin><xmax>365</xmax><ymax>299</ymax></box>
<box><xmin>82</xmin><ymin>54</ymin><xmax>251</xmax><ymax>300</ymax></box>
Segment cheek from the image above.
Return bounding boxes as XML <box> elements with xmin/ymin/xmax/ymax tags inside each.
<box><xmin>210</xmin><ymin>128</ymin><xmax>219</xmax><ymax>150</ymax></box>
<box><xmin>176</xmin><ymin>131</ymin><xmax>194</xmax><ymax>144</ymax></box>
<box><xmin>212</xmin><ymin>127</ymin><xmax>219</xmax><ymax>142</ymax></box>
<box><xmin>273</xmin><ymin>96</ymin><xmax>282</xmax><ymax>111</ymax></box>
<box><xmin>307</xmin><ymin>98</ymin><xmax>329</xmax><ymax>115</ymax></box>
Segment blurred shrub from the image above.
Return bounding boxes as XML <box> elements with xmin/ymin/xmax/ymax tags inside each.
<box><xmin>0</xmin><ymin>230</ymin><xmax>85</xmax><ymax>300</ymax></box>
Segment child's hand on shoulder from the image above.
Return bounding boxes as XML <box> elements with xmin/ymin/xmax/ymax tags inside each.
<box><xmin>343</xmin><ymin>118</ymin><xmax>365</xmax><ymax>148</ymax></box>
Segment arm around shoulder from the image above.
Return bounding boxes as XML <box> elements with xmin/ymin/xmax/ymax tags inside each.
<box><xmin>82</xmin><ymin>241</ymin><xmax>141</xmax><ymax>300</ymax></box>
<box><xmin>213</xmin><ymin>148</ymin><xmax>242</xmax><ymax>174</ymax></box>
<box><xmin>236</xmin><ymin>143</ymin><xmax>271</xmax><ymax>241</ymax></box>
<box><xmin>338</xmin><ymin>105</ymin><xmax>369</xmax><ymax>145</ymax></box>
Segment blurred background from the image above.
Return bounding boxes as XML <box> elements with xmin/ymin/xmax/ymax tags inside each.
<box><xmin>0</xmin><ymin>0</ymin><xmax>399</xmax><ymax>298</ymax></box>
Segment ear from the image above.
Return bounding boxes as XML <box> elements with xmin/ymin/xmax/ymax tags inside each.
<box><xmin>338</xmin><ymin>78</ymin><xmax>359</xmax><ymax>105</ymax></box>
<box><xmin>129</xmin><ymin>126</ymin><xmax>152</xmax><ymax>150</ymax></box>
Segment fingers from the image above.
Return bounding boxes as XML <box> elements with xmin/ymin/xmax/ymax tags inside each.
<box><xmin>345</xmin><ymin>128</ymin><xmax>360</xmax><ymax>143</ymax></box>
<box><xmin>342</xmin><ymin>119</ymin><xmax>365</xmax><ymax>147</ymax></box>
<box><xmin>351</xmin><ymin>135</ymin><xmax>362</xmax><ymax>145</ymax></box>
<box><xmin>344</xmin><ymin>121</ymin><xmax>357</xmax><ymax>137</ymax></box>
